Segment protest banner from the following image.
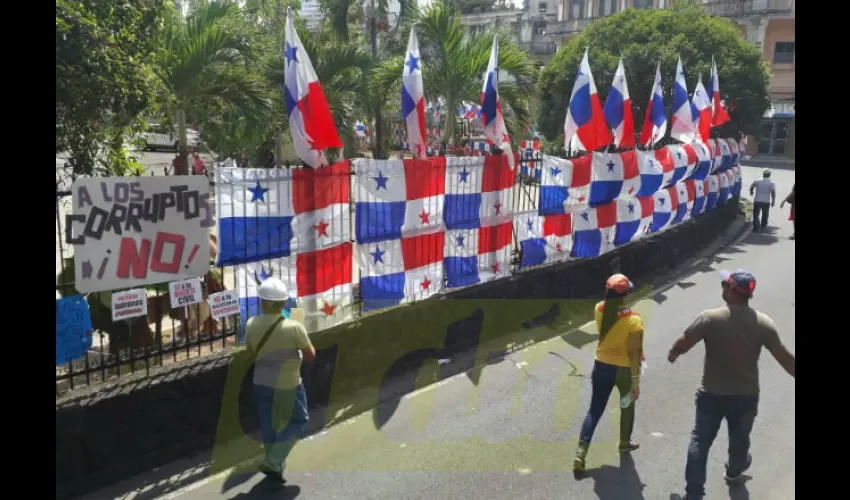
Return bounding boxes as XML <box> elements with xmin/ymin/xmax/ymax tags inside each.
<box><xmin>168</xmin><ymin>277</ymin><xmax>203</xmax><ymax>309</ymax></box>
<box><xmin>56</xmin><ymin>295</ymin><xmax>94</xmax><ymax>365</ymax></box>
<box><xmin>208</xmin><ymin>290</ymin><xmax>240</xmax><ymax>320</ymax></box>
<box><xmin>111</xmin><ymin>288</ymin><xmax>148</xmax><ymax>321</ymax></box>
<box><xmin>67</xmin><ymin>177</ymin><xmax>213</xmax><ymax>294</ymax></box>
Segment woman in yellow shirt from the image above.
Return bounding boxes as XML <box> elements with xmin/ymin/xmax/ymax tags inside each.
<box><xmin>573</xmin><ymin>274</ymin><xmax>644</xmax><ymax>472</ymax></box>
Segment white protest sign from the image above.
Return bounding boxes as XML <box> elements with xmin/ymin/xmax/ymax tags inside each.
<box><xmin>68</xmin><ymin>177</ymin><xmax>213</xmax><ymax>294</ymax></box>
<box><xmin>168</xmin><ymin>278</ymin><xmax>203</xmax><ymax>309</ymax></box>
<box><xmin>111</xmin><ymin>288</ymin><xmax>148</xmax><ymax>322</ymax></box>
<box><xmin>208</xmin><ymin>290</ymin><xmax>241</xmax><ymax>320</ymax></box>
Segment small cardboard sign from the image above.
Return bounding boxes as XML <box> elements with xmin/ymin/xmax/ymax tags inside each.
<box><xmin>289</xmin><ymin>308</ymin><xmax>305</xmax><ymax>325</ymax></box>
<box><xmin>168</xmin><ymin>278</ymin><xmax>203</xmax><ymax>309</ymax></box>
<box><xmin>208</xmin><ymin>290</ymin><xmax>240</xmax><ymax>320</ymax></box>
<box><xmin>112</xmin><ymin>288</ymin><xmax>148</xmax><ymax>322</ymax></box>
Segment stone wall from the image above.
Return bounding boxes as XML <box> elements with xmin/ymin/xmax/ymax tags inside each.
<box><xmin>56</xmin><ymin>198</ymin><xmax>739</xmax><ymax>499</ymax></box>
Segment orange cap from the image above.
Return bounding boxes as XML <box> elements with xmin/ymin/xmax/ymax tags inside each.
<box><xmin>605</xmin><ymin>274</ymin><xmax>634</xmax><ymax>294</ymax></box>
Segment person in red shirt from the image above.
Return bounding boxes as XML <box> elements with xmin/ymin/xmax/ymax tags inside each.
<box><xmin>780</xmin><ymin>184</ymin><xmax>795</xmax><ymax>239</ymax></box>
<box><xmin>192</xmin><ymin>150</ymin><xmax>206</xmax><ymax>175</ymax></box>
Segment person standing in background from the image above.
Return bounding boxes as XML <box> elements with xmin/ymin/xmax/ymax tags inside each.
<box><xmin>780</xmin><ymin>184</ymin><xmax>795</xmax><ymax>240</ymax></box>
<box><xmin>749</xmin><ymin>169</ymin><xmax>776</xmax><ymax>232</ymax></box>
<box><xmin>668</xmin><ymin>270</ymin><xmax>795</xmax><ymax>500</ymax></box>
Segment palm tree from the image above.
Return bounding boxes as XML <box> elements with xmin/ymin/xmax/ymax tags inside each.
<box><xmin>371</xmin><ymin>2</ymin><xmax>538</xmax><ymax>152</ymax></box>
<box><xmin>157</xmin><ymin>0</ymin><xmax>272</xmax><ymax>174</ymax></box>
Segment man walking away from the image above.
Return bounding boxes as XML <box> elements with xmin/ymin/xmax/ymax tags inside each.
<box><xmin>667</xmin><ymin>269</ymin><xmax>795</xmax><ymax>500</ymax></box>
<box><xmin>749</xmin><ymin>169</ymin><xmax>775</xmax><ymax>232</ymax></box>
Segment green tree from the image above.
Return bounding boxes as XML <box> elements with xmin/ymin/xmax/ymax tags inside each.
<box><xmin>56</xmin><ymin>0</ymin><xmax>165</xmax><ymax>175</ymax></box>
<box><xmin>537</xmin><ymin>1</ymin><xmax>770</xmax><ymax>146</ymax></box>
<box><xmin>157</xmin><ymin>0</ymin><xmax>272</xmax><ymax>174</ymax></box>
<box><xmin>372</xmin><ymin>2</ymin><xmax>538</xmax><ymax>151</ymax></box>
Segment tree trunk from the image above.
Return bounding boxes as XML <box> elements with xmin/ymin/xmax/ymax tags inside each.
<box><xmin>175</xmin><ymin>108</ymin><xmax>190</xmax><ymax>175</ymax></box>
<box><xmin>441</xmin><ymin>102</ymin><xmax>458</xmax><ymax>154</ymax></box>
<box><xmin>370</xmin><ymin>2</ymin><xmax>384</xmax><ymax>160</ymax></box>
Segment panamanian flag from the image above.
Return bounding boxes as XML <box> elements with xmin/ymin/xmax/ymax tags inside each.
<box><xmin>666</xmin><ymin>144</ymin><xmax>697</xmax><ymax>186</ymax></box>
<box><xmin>690</xmin><ymin>141</ymin><xmax>713</xmax><ymax>181</ymax></box>
<box><xmin>704</xmin><ymin>175</ymin><xmax>720</xmax><ymax>212</ymax></box>
<box><xmin>717</xmin><ymin>171</ymin><xmax>731</xmax><ymax>205</ymax></box>
<box><xmin>615</xmin><ymin>196</ymin><xmax>654</xmax><ymax>246</ymax></box>
<box><xmin>673</xmin><ymin>182</ymin><xmax>691</xmax><ymax>224</ymax></box>
<box><xmin>635</xmin><ymin>150</ymin><xmax>665</xmax><ymax>197</ymax></box>
<box><xmin>688</xmin><ymin>178</ymin><xmax>706</xmax><ymax>217</ymax></box>
<box><xmin>590</xmin><ymin>151</ymin><xmax>640</xmax><ymax>205</ymax></box>
<box><xmin>444</xmin><ymin>155</ymin><xmax>515</xmax><ymax>287</ymax></box>
<box><xmin>539</xmin><ymin>154</ymin><xmax>591</xmax><ymax>215</ymax></box>
<box><xmin>650</xmin><ymin>186</ymin><xmax>678</xmax><ymax>233</ymax></box>
<box><xmin>571</xmin><ymin>201</ymin><xmax>617</xmax><ymax>258</ymax></box>
<box><xmin>515</xmin><ymin>213</ymin><xmax>572</xmax><ymax>268</ymax></box>
<box><xmin>654</xmin><ymin>147</ymin><xmax>677</xmax><ymax>189</ymax></box>
<box><xmin>402</xmin><ymin>26</ymin><xmax>427</xmax><ymax>159</ymax></box>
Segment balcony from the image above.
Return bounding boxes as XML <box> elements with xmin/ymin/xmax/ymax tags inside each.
<box><xmin>703</xmin><ymin>0</ymin><xmax>794</xmax><ymax>18</ymax></box>
<box><xmin>519</xmin><ymin>41</ymin><xmax>557</xmax><ymax>55</ymax></box>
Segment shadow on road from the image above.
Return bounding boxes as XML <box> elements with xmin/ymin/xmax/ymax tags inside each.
<box><xmin>227</xmin><ymin>479</ymin><xmax>301</xmax><ymax>499</ymax></box>
<box><xmin>577</xmin><ymin>453</ymin><xmax>645</xmax><ymax>500</ymax></box>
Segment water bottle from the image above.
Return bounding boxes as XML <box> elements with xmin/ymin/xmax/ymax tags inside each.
<box><xmin>620</xmin><ymin>393</ymin><xmax>633</xmax><ymax>409</ymax></box>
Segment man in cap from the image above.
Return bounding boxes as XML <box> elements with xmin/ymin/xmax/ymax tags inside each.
<box><xmin>668</xmin><ymin>269</ymin><xmax>795</xmax><ymax>500</ymax></box>
<box><xmin>749</xmin><ymin>168</ymin><xmax>776</xmax><ymax>232</ymax></box>
<box><xmin>247</xmin><ymin>277</ymin><xmax>316</xmax><ymax>483</ymax></box>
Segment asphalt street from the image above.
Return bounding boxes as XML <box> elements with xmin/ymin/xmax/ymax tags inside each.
<box><xmin>78</xmin><ymin>164</ymin><xmax>795</xmax><ymax>500</ymax></box>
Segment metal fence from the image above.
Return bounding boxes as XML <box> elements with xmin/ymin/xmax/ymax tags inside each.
<box><xmin>55</xmin><ymin>150</ymin><xmax>543</xmax><ymax>394</ymax></box>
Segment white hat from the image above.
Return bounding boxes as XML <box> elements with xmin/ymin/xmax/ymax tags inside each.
<box><xmin>762</xmin><ymin>168</ymin><xmax>771</xmax><ymax>176</ymax></box>
<box><xmin>258</xmin><ymin>277</ymin><xmax>289</xmax><ymax>301</ymax></box>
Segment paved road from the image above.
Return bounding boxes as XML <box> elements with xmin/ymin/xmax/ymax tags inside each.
<box><xmin>80</xmin><ymin>164</ymin><xmax>795</xmax><ymax>500</ymax></box>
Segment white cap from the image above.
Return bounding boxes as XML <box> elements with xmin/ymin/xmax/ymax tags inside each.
<box><xmin>762</xmin><ymin>168</ymin><xmax>771</xmax><ymax>176</ymax></box>
<box><xmin>258</xmin><ymin>277</ymin><xmax>289</xmax><ymax>301</ymax></box>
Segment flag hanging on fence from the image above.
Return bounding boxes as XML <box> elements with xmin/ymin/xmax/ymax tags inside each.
<box><xmin>688</xmin><ymin>178</ymin><xmax>706</xmax><ymax>217</ymax></box>
<box><xmin>539</xmin><ymin>154</ymin><xmax>591</xmax><ymax>215</ymax></box>
<box><xmin>614</xmin><ymin>196</ymin><xmax>654</xmax><ymax>246</ymax></box>
<box><xmin>515</xmin><ymin>213</ymin><xmax>572</xmax><ymax>268</ymax></box>
<box><xmin>603</xmin><ymin>58</ymin><xmax>636</xmax><ymax>149</ymax></box>
<box><xmin>636</xmin><ymin>150</ymin><xmax>666</xmax><ymax>197</ymax></box>
<box><xmin>673</xmin><ymin>182</ymin><xmax>690</xmax><ymax>224</ymax></box>
<box><xmin>285</xmin><ymin>7</ymin><xmax>342</xmax><ymax>167</ymax></box>
<box><xmin>666</xmin><ymin>144</ymin><xmax>696</xmax><ymax>187</ymax></box>
<box><xmin>571</xmin><ymin>201</ymin><xmax>617</xmax><ymax>258</ymax></box>
<box><xmin>690</xmin><ymin>141</ymin><xmax>713</xmax><ymax>180</ymax></box>
<box><xmin>650</xmin><ymin>186</ymin><xmax>678</xmax><ymax>233</ymax></box>
<box><xmin>705</xmin><ymin>175</ymin><xmax>720</xmax><ymax>212</ymax></box>
<box><xmin>402</xmin><ymin>26</ymin><xmax>427</xmax><ymax>159</ymax></box>
<box><xmin>590</xmin><ymin>150</ymin><xmax>640</xmax><ymax>204</ymax></box>
<box><xmin>564</xmin><ymin>49</ymin><xmax>610</xmax><ymax>153</ymax></box>
<box><xmin>717</xmin><ymin>172</ymin><xmax>731</xmax><ymax>205</ymax></box>
<box><xmin>444</xmin><ymin>221</ymin><xmax>513</xmax><ymax>288</ymax></box>
<box><xmin>215</xmin><ymin>165</ymin><xmax>350</xmax><ymax>266</ymax></box>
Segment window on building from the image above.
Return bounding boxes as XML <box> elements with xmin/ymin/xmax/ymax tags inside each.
<box><xmin>538</xmin><ymin>1</ymin><xmax>548</xmax><ymax>12</ymax></box>
<box><xmin>570</xmin><ymin>0</ymin><xmax>584</xmax><ymax>19</ymax></box>
<box><xmin>600</xmin><ymin>0</ymin><xmax>619</xmax><ymax>16</ymax></box>
<box><xmin>634</xmin><ymin>0</ymin><xmax>652</xmax><ymax>8</ymax></box>
<box><xmin>774</xmin><ymin>42</ymin><xmax>795</xmax><ymax>64</ymax></box>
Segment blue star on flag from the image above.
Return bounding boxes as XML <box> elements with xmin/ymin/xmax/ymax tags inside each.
<box><xmin>581</xmin><ymin>212</ymin><xmax>590</xmax><ymax>221</ymax></box>
<box><xmin>526</xmin><ymin>219</ymin><xmax>534</xmax><ymax>232</ymax></box>
<box><xmin>371</xmin><ymin>247</ymin><xmax>385</xmax><ymax>264</ymax></box>
<box><xmin>285</xmin><ymin>42</ymin><xmax>298</xmax><ymax>65</ymax></box>
<box><xmin>456</xmin><ymin>235</ymin><xmax>465</xmax><ymax>247</ymax></box>
<box><xmin>607</xmin><ymin>161</ymin><xmax>616</xmax><ymax>172</ymax></box>
<box><xmin>549</xmin><ymin>166</ymin><xmax>562</xmax><ymax>178</ymax></box>
<box><xmin>248</xmin><ymin>181</ymin><xmax>269</xmax><ymax>202</ymax></box>
<box><xmin>628</xmin><ymin>203</ymin><xmax>635</xmax><ymax>213</ymax></box>
<box><xmin>406</xmin><ymin>53</ymin><xmax>420</xmax><ymax>73</ymax></box>
<box><xmin>459</xmin><ymin>168</ymin><xmax>470</xmax><ymax>183</ymax></box>
<box><xmin>373</xmin><ymin>171</ymin><xmax>389</xmax><ymax>190</ymax></box>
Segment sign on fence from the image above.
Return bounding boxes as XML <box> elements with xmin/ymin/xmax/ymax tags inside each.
<box><xmin>56</xmin><ymin>295</ymin><xmax>94</xmax><ymax>365</ymax></box>
<box><xmin>67</xmin><ymin>177</ymin><xmax>213</xmax><ymax>293</ymax></box>
<box><xmin>111</xmin><ymin>288</ymin><xmax>148</xmax><ymax>321</ymax></box>
<box><xmin>208</xmin><ymin>290</ymin><xmax>240</xmax><ymax>320</ymax></box>
<box><xmin>168</xmin><ymin>277</ymin><xmax>203</xmax><ymax>309</ymax></box>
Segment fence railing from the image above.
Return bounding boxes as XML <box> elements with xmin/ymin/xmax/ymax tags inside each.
<box><xmin>55</xmin><ymin>150</ymin><xmax>543</xmax><ymax>394</ymax></box>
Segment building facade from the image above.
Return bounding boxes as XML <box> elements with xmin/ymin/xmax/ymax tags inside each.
<box><xmin>546</xmin><ymin>0</ymin><xmax>795</xmax><ymax>159</ymax></box>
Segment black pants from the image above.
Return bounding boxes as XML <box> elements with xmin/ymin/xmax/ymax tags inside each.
<box><xmin>752</xmin><ymin>202</ymin><xmax>770</xmax><ymax>231</ymax></box>
<box><xmin>685</xmin><ymin>391</ymin><xmax>758</xmax><ymax>498</ymax></box>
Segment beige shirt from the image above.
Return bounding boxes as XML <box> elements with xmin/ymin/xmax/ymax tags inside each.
<box><xmin>684</xmin><ymin>306</ymin><xmax>783</xmax><ymax>396</ymax></box>
<box><xmin>246</xmin><ymin>315</ymin><xmax>312</xmax><ymax>389</ymax></box>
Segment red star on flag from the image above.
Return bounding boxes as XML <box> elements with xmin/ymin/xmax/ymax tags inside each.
<box><xmin>628</xmin><ymin>187</ymin><xmax>634</xmax><ymax>194</ymax></box>
<box><xmin>578</xmin><ymin>196</ymin><xmax>586</xmax><ymax>202</ymax></box>
<box><xmin>313</xmin><ymin>219</ymin><xmax>330</xmax><ymax>237</ymax></box>
<box><xmin>320</xmin><ymin>301</ymin><xmax>336</xmax><ymax>316</ymax></box>
<box><xmin>555</xmin><ymin>243</ymin><xmax>563</xmax><ymax>252</ymax></box>
<box><xmin>502</xmin><ymin>133</ymin><xmax>510</xmax><ymax>143</ymax></box>
<box><xmin>491</xmin><ymin>261</ymin><xmax>500</xmax><ymax>274</ymax></box>
<box><xmin>493</xmin><ymin>202</ymin><xmax>502</xmax><ymax>215</ymax></box>
<box><xmin>420</xmin><ymin>277</ymin><xmax>431</xmax><ymax>290</ymax></box>
<box><xmin>419</xmin><ymin>209</ymin><xmax>430</xmax><ymax>225</ymax></box>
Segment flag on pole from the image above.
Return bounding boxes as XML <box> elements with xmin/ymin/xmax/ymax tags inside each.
<box><xmin>638</xmin><ymin>62</ymin><xmax>667</xmax><ymax>146</ymax></box>
<box><xmin>284</xmin><ymin>7</ymin><xmax>341</xmax><ymax>167</ymax></box>
<box><xmin>564</xmin><ymin>48</ymin><xmax>610</xmax><ymax>153</ymax></box>
<box><xmin>691</xmin><ymin>74</ymin><xmax>712</xmax><ymax>145</ymax></box>
<box><xmin>402</xmin><ymin>27</ymin><xmax>427</xmax><ymax>159</ymax></box>
<box><xmin>670</xmin><ymin>57</ymin><xmax>695</xmax><ymax>143</ymax></box>
<box><xmin>480</xmin><ymin>35</ymin><xmax>513</xmax><ymax>165</ymax></box>
<box><xmin>603</xmin><ymin>58</ymin><xmax>636</xmax><ymax>149</ymax></box>
<box><xmin>710</xmin><ymin>57</ymin><xmax>732</xmax><ymax>127</ymax></box>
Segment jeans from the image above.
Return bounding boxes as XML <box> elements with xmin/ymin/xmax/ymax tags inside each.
<box><xmin>253</xmin><ymin>383</ymin><xmax>309</xmax><ymax>473</ymax></box>
<box><xmin>578</xmin><ymin>360</ymin><xmax>635</xmax><ymax>446</ymax></box>
<box><xmin>752</xmin><ymin>202</ymin><xmax>770</xmax><ymax>231</ymax></box>
<box><xmin>685</xmin><ymin>391</ymin><xmax>758</xmax><ymax>498</ymax></box>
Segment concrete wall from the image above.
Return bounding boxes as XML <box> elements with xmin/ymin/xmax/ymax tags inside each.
<box><xmin>56</xmin><ymin>198</ymin><xmax>739</xmax><ymax>500</ymax></box>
